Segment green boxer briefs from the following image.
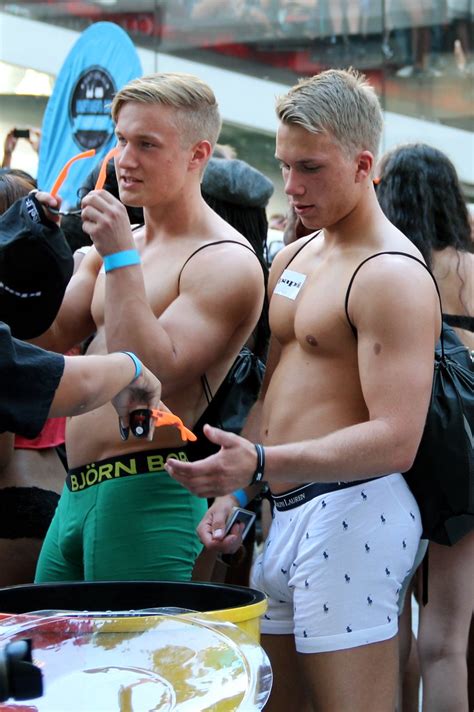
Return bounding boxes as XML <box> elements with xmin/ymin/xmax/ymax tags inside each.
<box><xmin>35</xmin><ymin>447</ymin><xmax>207</xmax><ymax>582</ymax></box>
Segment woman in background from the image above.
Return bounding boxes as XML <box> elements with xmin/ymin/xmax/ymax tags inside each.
<box><xmin>377</xmin><ymin>142</ymin><xmax>473</xmax><ymax>712</ymax></box>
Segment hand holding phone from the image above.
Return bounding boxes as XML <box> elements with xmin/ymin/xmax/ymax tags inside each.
<box><xmin>13</xmin><ymin>128</ymin><xmax>30</xmax><ymax>139</ymax></box>
<box><xmin>224</xmin><ymin>507</ymin><xmax>256</xmax><ymax>541</ymax></box>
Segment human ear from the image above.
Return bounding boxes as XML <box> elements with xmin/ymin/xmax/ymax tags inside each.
<box><xmin>190</xmin><ymin>139</ymin><xmax>212</xmax><ymax>172</ymax></box>
<box><xmin>355</xmin><ymin>150</ymin><xmax>374</xmax><ymax>182</ymax></box>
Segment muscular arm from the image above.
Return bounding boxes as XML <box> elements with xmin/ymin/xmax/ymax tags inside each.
<box><xmin>30</xmin><ymin>246</ymin><xmax>99</xmax><ymax>353</ymax></box>
<box><xmin>81</xmin><ymin>192</ymin><xmax>264</xmax><ymax>397</ymax></box>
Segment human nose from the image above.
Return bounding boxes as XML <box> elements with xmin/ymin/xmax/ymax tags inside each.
<box><xmin>116</xmin><ymin>141</ymin><xmax>138</xmax><ymax>168</ymax></box>
<box><xmin>284</xmin><ymin>168</ymin><xmax>304</xmax><ymax>197</ymax></box>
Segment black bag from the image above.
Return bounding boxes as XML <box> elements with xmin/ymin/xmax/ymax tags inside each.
<box><xmin>403</xmin><ymin>322</ymin><xmax>474</xmax><ymax>545</ymax></box>
<box><xmin>187</xmin><ymin>347</ymin><xmax>265</xmax><ymax>462</ymax></box>
<box><xmin>200</xmin><ymin>346</ymin><xmax>265</xmax><ymax>434</ymax></box>
<box><xmin>345</xmin><ymin>251</ymin><xmax>474</xmax><ymax>546</ymax></box>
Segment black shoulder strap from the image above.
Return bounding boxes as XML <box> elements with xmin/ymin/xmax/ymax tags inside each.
<box><xmin>344</xmin><ymin>250</ymin><xmax>443</xmax><ymax>347</ymax></box>
<box><xmin>284</xmin><ymin>231</ymin><xmax>322</xmax><ymax>270</ymax></box>
<box><xmin>177</xmin><ymin>239</ymin><xmax>261</xmax><ymax>291</ymax></box>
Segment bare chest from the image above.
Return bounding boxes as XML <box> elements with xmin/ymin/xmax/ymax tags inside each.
<box><xmin>270</xmin><ymin>260</ymin><xmax>354</xmax><ymax>357</ymax></box>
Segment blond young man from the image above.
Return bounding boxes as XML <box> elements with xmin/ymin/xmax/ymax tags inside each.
<box><xmin>166</xmin><ymin>69</ymin><xmax>440</xmax><ymax>711</ymax></box>
<box><xmin>32</xmin><ymin>73</ymin><xmax>264</xmax><ymax>583</ymax></box>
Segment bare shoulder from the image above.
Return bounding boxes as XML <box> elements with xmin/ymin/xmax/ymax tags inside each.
<box><xmin>348</xmin><ymin>252</ymin><xmax>439</xmax><ymax>334</ymax></box>
<box><xmin>179</xmin><ymin>231</ymin><xmax>265</xmax><ymax>300</ymax></box>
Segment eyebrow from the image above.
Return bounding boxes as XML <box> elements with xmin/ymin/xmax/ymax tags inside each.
<box><xmin>115</xmin><ymin>130</ymin><xmax>159</xmax><ymax>141</ymax></box>
<box><xmin>275</xmin><ymin>156</ymin><xmax>323</xmax><ymax>167</ymax></box>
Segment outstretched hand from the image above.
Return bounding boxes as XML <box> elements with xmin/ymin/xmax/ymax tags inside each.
<box><xmin>165</xmin><ymin>424</ymin><xmax>257</xmax><ymax>497</ymax></box>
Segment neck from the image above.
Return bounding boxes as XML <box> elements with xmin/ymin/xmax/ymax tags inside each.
<box><xmin>322</xmin><ymin>184</ymin><xmax>388</xmax><ymax>248</ymax></box>
<box><xmin>142</xmin><ymin>190</ymin><xmax>208</xmax><ymax>243</ymax></box>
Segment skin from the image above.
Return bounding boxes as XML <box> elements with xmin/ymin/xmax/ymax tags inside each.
<box><xmin>166</xmin><ymin>123</ymin><xmax>440</xmax><ymax>711</ymax></box>
<box><xmin>33</xmin><ymin>100</ymin><xmax>264</xmax><ymax>469</ymax></box>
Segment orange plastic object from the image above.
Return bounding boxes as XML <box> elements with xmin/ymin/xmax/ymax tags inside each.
<box><xmin>151</xmin><ymin>409</ymin><xmax>197</xmax><ymax>442</ymax></box>
<box><xmin>94</xmin><ymin>146</ymin><xmax>119</xmax><ymax>190</ymax></box>
<box><xmin>50</xmin><ymin>149</ymin><xmax>96</xmax><ymax>198</ymax></box>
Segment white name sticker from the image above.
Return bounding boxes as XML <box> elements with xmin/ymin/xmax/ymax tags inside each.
<box><xmin>274</xmin><ymin>269</ymin><xmax>307</xmax><ymax>300</ymax></box>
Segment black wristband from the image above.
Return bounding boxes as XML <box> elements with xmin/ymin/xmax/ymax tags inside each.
<box><xmin>249</xmin><ymin>443</ymin><xmax>265</xmax><ymax>485</ymax></box>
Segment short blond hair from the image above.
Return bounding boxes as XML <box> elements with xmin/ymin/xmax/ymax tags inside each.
<box><xmin>276</xmin><ymin>68</ymin><xmax>383</xmax><ymax>159</ymax></box>
<box><xmin>111</xmin><ymin>72</ymin><xmax>222</xmax><ymax>148</ymax></box>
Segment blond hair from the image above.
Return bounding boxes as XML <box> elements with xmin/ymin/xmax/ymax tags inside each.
<box><xmin>276</xmin><ymin>68</ymin><xmax>383</xmax><ymax>159</ymax></box>
<box><xmin>111</xmin><ymin>72</ymin><xmax>221</xmax><ymax>148</ymax></box>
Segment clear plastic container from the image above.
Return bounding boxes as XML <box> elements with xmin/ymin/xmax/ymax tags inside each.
<box><xmin>0</xmin><ymin>608</ymin><xmax>272</xmax><ymax>711</ymax></box>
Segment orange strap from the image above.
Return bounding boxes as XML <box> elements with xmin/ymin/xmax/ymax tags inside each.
<box><xmin>150</xmin><ymin>409</ymin><xmax>197</xmax><ymax>442</ymax></box>
<box><xmin>94</xmin><ymin>146</ymin><xmax>119</xmax><ymax>190</ymax></box>
<box><xmin>50</xmin><ymin>149</ymin><xmax>96</xmax><ymax>198</ymax></box>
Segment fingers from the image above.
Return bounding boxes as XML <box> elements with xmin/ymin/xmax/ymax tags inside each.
<box><xmin>118</xmin><ymin>417</ymin><xmax>129</xmax><ymax>441</ymax></box>
<box><xmin>164</xmin><ymin>456</ymin><xmax>204</xmax><ymax>480</ymax></box>
<box><xmin>197</xmin><ymin>508</ymin><xmax>242</xmax><ymax>554</ymax></box>
<box><xmin>33</xmin><ymin>191</ymin><xmax>61</xmax><ymax>224</ymax></box>
<box><xmin>202</xmin><ymin>423</ymin><xmax>238</xmax><ymax>448</ymax></box>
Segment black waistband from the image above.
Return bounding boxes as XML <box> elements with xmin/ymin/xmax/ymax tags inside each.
<box><xmin>271</xmin><ymin>478</ymin><xmax>375</xmax><ymax>511</ymax></box>
<box><xmin>66</xmin><ymin>447</ymin><xmax>189</xmax><ymax>492</ymax></box>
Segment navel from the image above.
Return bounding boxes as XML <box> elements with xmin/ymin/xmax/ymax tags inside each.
<box><xmin>373</xmin><ymin>342</ymin><xmax>382</xmax><ymax>355</ymax></box>
<box><xmin>306</xmin><ymin>335</ymin><xmax>319</xmax><ymax>347</ymax></box>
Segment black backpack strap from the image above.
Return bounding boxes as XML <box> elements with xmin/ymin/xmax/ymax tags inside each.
<box><xmin>177</xmin><ymin>239</ymin><xmax>261</xmax><ymax>292</ymax></box>
<box><xmin>284</xmin><ymin>231</ymin><xmax>322</xmax><ymax>270</ymax></box>
<box><xmin>344</xmin><ymin>251</ymin><xmax>444</xmax><ymax>352</ymax></box>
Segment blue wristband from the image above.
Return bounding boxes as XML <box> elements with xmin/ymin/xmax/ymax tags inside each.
<box><xmin>121</xmin><ymin>351</ymin><xmax>142</xmax><ymax>382</ymax></box>
<box><xmin>233</xmin><ymin>489</ymin><xmax>249</xmax><ymax>507</ymax></box>
<box><xmin>104</xmin><ymin>249</ymin><xmax>140</xmax><ymax>273</ymax></box>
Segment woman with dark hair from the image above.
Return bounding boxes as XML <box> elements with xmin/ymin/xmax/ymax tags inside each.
<box><xmin>377</xmin><ymin>142</ymin><xmax>473</xmax><ymax>349</ymax></box>
<box><xmin>377</xmin><ymin>142</ymin><xmax>474</xmax><ymax>712</ymax></box>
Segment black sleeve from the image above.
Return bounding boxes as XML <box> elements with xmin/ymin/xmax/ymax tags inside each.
<box><xmin>0</xmin><ymin>322</ymin><xmax>65</xmax><ymax>438</ymax></box>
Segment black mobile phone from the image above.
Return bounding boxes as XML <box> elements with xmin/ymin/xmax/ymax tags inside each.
<box><xmin>224</xmin><ymin>507</ymin><xmax>256</xmax><ymax>540</ymax></box>
<box><xmin>13</xmin><ymin>128</ymin><xmax>30</xmax><ymax>139</ymax></box>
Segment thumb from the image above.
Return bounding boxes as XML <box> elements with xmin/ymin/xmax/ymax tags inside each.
<box><xmin>211</xmin><ymin>510</ymin><xmax>229</xmax><ymax>540</ymax></box>
<box><xmin>202</xmin><ymin>424</ymin><xmax>236</xmax><ymax>448</ymax></box>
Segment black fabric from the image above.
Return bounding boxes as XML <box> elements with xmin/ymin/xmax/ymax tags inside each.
<box><xmin>404</xmin><ymin>322</ymin><xmax>474</xmax><ymax>545</ymax></box>
<box><xmin>0</xmin><ymin>322</ymin><xmax>65</xmax><ymax>438</ymax></box>
<box><xmin>443</xmin><ymin>313</ymin><xmax>474</xmax><ymax>332</ymax></box>
<box><xmin>345</xmin><ymin>251</ymin><xmax>474</xmax><ymax>546</ymax></box>
<box><xmin>188</xmin><ymin>347</ymin><xmax>265</xmax><ymax>461</ymax></box>
<box><xmin>0</xmin><ymin>194</ymin><xmax>73</xmax><ymax>338</ymax></box>
<box><xmin>0</xmin><ymin>486</ymin><xmax>59</xmax><ymax>538</ymax></box>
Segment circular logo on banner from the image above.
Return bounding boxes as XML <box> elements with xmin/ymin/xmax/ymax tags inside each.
<box><xmin>69</xmin><ymin>67</ymin><xmax>116</xmax><ymax>150</ymax></box>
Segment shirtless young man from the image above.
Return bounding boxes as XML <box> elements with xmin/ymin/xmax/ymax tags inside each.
<box><xmin>165</xmin><ymin>69</ymin><xmax>440</xmax><ymax>711</ymax></box>
<box><xmin>32</xmin><ymin>73</ymin><xmax>265</xmax><ymax>583</ymax></box>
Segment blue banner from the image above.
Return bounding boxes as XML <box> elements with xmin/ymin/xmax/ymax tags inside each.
<box><xmin>37</xmin><ymin>22</ymin><xmax>142</xmax><ymax>208</ymax></box>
